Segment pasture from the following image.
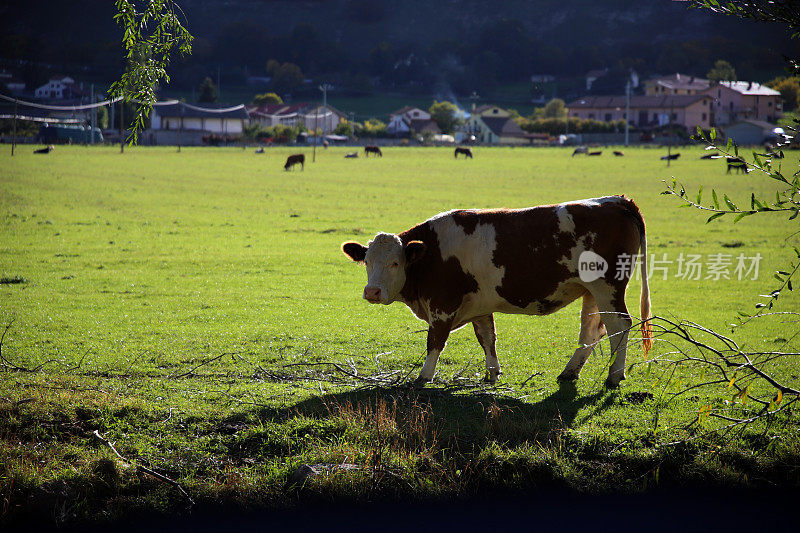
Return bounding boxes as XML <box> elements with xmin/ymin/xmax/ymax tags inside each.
<box><xmin>1</xmin><ymin>145</ymin><xmax>798</xmax><ymax>526</ymax></box>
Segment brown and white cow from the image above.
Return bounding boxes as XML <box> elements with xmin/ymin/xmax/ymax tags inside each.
<box><xmin>341</xmin><ymin>195</ymin><xmax>652</xmax><ymax>388</ymax></box>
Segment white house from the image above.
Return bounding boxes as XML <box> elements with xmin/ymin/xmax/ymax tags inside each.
<box><xmin>387</xmin><ymin>106</ymin><xmax>432</xmax><ymax>136</ymax></box>
<box><xmin>464</xmin><ymin>105</ymin><xmax>527</xmax><ymax>145</ymax></box>
<box><xmin>247</xmin><ymin>103</ymin><xmax>344</xmax><ymax>132</ymax></box>
<box><xmin>300</xmin><ymin>104</ymin><xmax>345</xmax><ymax>133</ymax></box>
<box><xmin>247</xmin><ymin>103</ymin><xmax>307</xmax><ymax>127</ymax></box>
<box><xmin>35</xmin><ymin>76</ymin><xmax>78</xmax><ymax>99</ymax></box>
<box><xmin>146</xmin><ymin>102</ymin><xmax>249</xmax><ymax>145</ymax></box>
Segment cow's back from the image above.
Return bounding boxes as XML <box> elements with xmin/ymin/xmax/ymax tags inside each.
<box><xmin>399</xmin><ymin>196</ymin><xmax>644</xmax><ymax>319</ymax></box>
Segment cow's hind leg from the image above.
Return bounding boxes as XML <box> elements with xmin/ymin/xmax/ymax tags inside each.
<box><xmin>472</xmin><ymin>314</ymin><xmax>501</xmax><ymax>383</ymax></box>
<box><xmin>594</xmin><ymin>286</ymin><xmax>633</xmax><ymax>388</ymax></box>
<box><xmin>558</xmin><ymin>292</ymin><xmax>606</xmax><ymax>382</ymax></box>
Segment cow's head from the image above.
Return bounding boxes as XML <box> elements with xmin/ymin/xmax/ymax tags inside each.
<box><xmin>341</xmin><ymin>233</ymin><xmax>426</xmax><ymax>304</ymax></box>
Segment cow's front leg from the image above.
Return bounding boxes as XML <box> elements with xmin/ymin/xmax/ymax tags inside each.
<box><xmin>413</xmin><ymin>320</ymin><xmax>452</xmax><ymax>387</ymax></box>
<box><xmin>472</xmin><ymin>314</ymin><xmax>501</xmax><ymax>383</ymax></box>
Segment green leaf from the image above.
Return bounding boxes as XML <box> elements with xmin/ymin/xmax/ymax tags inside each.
<box><xmin>707</xmin><ymin>212</ymin><xmax>725</xmax><ymax>223</ymax></box>
<box><xmin>723</xmin><ymin>194</ymin><xmax>738</xmax><ymax>211</ymax></box>
<box><xmin>709</xmin><ymin>127</ymin><xmax>717</xmax><ymax>141</ymax></box>
<box><xmin>696</xmin><ymin>186</ymin><xmax>703</xmax><ymax>205</ymax></box>
<box><xmin>712</xmin><ymin>189</ymin><xmax>720</xmax><ymax>210</ymax></box>
<box><xmin>733</xmin><ymin>212</ymin><xmax>754</xmax><ymax>223</ymax></box>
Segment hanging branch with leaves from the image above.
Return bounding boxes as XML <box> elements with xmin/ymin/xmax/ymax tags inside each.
<box><xmin>663</xmin><ymin>125</ymin><xmax>799</xmax><ymax>325</ymax></box>
<box><xmin>110</xmin><ymin>0</ymin><xmax>193</xmax><ymax>144</ymax></box>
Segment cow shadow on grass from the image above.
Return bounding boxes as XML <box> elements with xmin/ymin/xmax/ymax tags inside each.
<box><xmin>222</xmin><ymin>380</ymin><xmax>617</xmax><ymax>453</ymax></box>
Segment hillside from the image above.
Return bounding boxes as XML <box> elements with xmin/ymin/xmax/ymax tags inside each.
<box><xmin>0</xmin><ymin>0</ymin><xmax>795</xmax><ymax>99</ymax></box>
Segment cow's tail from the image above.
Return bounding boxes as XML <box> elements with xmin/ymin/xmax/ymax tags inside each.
<box><xmin>638</xmin><ymin>227</ymin><xmax>653</xmax><ymax>355</ymax></box>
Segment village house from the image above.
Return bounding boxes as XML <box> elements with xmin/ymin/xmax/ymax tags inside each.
<box><xmin>247</xmin><ymin>103</ymin><xmax>344</xmax><ymax>132</ymax></box>
<box><xmin>34</xmin><ymin>75</ymin><xmax>82</xmax><ymax>100</ymax></box>
<box><xmin>701</xmin><ymin>81</ymin><xmax>782</xmax><ymax>125</ymax></box>
<box><xmin>465</xmin><ymin>105</ymin><xmax>527</xmax><ymax>145</ymax></box>
<box><xmin>567</xmin><ymin>94</ymin><xmax>714</xmax><ymax>131</ymax></box>
<box><xmin>645</xmin><ymin>73</ymin><xmax>710</xmax><ymax>95</ymax></box>
<box><xmin>146</xmin><ymin>102</ymin><xmax>249</xmax><ymax>145</ymax></box>
<box><xmin>387</xmin><ymin>106</ymin><xmax>439</xmax><ymax>137</ymax></box>
<box><xmin>301</xmin><ymin>104</ymin><xmax>345</xmax><ymax>133</ymax></box>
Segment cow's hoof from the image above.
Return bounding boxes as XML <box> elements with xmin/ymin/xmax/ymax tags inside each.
<box><xmin>482</xmin><ymin>371</ymin><xmax>500</xmax><ymax>384</ymax></box>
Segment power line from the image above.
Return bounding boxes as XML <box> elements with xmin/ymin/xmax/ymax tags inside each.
<box><xmin>0</xmin><ymin>114</ymin><xmax>85</xmax><ymax>123</ymax></box>
<box><xmin>0</xmin><ymin>93</ymin><xmax>123</xmax><ymax>110</ymax></box>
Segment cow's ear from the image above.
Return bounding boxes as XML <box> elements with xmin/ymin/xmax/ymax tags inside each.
<box><xmin>342</xmin><ymin>241</ymin><xmax>368</xmax><ymax>262</ymax></box>
<box><xmin>405</xmin><ymin>240</ymin><xmax>426</xmax><ymax>264</ymax></box>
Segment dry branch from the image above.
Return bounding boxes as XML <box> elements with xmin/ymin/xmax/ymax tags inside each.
<box><xmin>92</xmin><ymin>430</ymin><xmax>194</xmax><ymax>506</ymax></box>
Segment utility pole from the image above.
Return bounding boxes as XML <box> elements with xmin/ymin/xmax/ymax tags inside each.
<box><xmin>90</xmin><ymin>84</ymin><xmax>96</xmax><ymax>145</ymax></box>
<box><xmin>177</xmin><ymin>103</ymin><xmax>183</xmax><ymax>153</ymax></box>
<box><xmin>319</xmin><ymin>83</ymin><xmax>332</xmax><ymax>138</ymax></box>
<box><xmin>119</xmin><ymin>99</ymin><xmax>124</xmax><ymax>154</ymax></box>
<box><xmin>624</xmin><ymin>80</ymin><xmax>630</xmax><ymax>147</ymax></box>
<box><xmin>11</xmin><ymin>98</ymin><xmax>17</xmax><ymax>156</ymax></box>
<box><xmin>312</xmin><ymin>98</ymin><xmax>319</xmax><ymax>163</ymax></box>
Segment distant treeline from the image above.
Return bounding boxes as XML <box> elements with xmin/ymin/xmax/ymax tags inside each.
<box><xmin>0</xmin><ymin>0</ymin><xmax>791</xmax><ymax>100</ymax></box>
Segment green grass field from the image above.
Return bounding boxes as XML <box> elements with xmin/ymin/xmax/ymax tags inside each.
<box><xmin>1</xmin><ymin>144</ymin><xmax>799</xmax><ymax>526</ymax></box>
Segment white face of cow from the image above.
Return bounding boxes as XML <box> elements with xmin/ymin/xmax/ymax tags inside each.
<box><xmin>362</xmin><ymin>233</ymin><xmax>406</xmax><ymax>304</ymax></box>
<box><xmin>341</xmin><ymin>233</ymin><xmax>426</xmax><ymax>305</ymax></box>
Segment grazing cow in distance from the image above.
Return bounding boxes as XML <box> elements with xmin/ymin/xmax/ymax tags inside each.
<box><xmin>700</xmin><ymin>153</ymin><xmax>716</xmax><ymax>159</ymax></box>
<box><xmin>284</xmin><ymin>153</ymin><xmax>305</xmax><ymax>171</ymax></box>
<box><xmin>345</xmin><ymin>152</ymin><xmax>359</xmax><ymax>158</ymax></box>
<box><xmin>255</xmin><ymin>147</ymin><xmax>265</xmax><ymax>154</ymax></box>
<box><xmin>613</xmin><ymin>151</ymin><xmax>624</xmax><ymax>157</ymax></box>
<box><xmin>588</xmin><ymin>151</ymin><xmax>602</xmax><ymax>156</ymax></box>
<box><xmin>764</xmin><ymin>144</ymin><xmax>784</xmax><ymax>159</ymax></box>
<box><xmin>365</xmin><ymin>145</ymin><xmax>382</xmax><ymax>157</ymax></box>
<box><xmin>341</xmin><ymin>195</ymin><xmax>652</xmax><ymax>389</ymax></box>
<box><xmin>572</xmin><ymin>147</ymin><xmax>588</xmax><ymax>156</ymax></box>
<box><xmin>454</xmin><ymin>147</ymin><xmax>473</xmax><ymax>159</ymax></box>
<box><xmin>660</xmin><ymin>153</ymin><xmax>680</xmax><ymax>161</ymax></box>
<box><xmin>726</xmin><ymin>156</ymin><xmax>747</xmax><ymax>174</ymax></box>
<box><xmin>34</xmin><ymin>145</ymin><xmax>54</xmax><ymax>154</ymax></box>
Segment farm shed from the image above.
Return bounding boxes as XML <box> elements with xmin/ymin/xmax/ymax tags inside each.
<box><xmin>724</xmin><ymin>120</ymin><xmax>780</xmax><ymax>146</ymax></box>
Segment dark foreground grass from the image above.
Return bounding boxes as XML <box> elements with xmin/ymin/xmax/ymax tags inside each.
<box><xmin>1</xmin><ymin>145</ymin><xmax>799</xmax><ymax>527</ymax></box>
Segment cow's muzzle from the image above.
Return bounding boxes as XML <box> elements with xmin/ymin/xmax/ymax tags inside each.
<box><xmin>363</xmin><ymin>286</ymin><xmax>382</xmax><ymax>303</ymax></box>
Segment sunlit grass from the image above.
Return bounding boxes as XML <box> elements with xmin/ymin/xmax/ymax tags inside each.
<box><xmin>1</xmin><ymin>144</ymin><xmax>798</xmax><ymax>525</ymax></box>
